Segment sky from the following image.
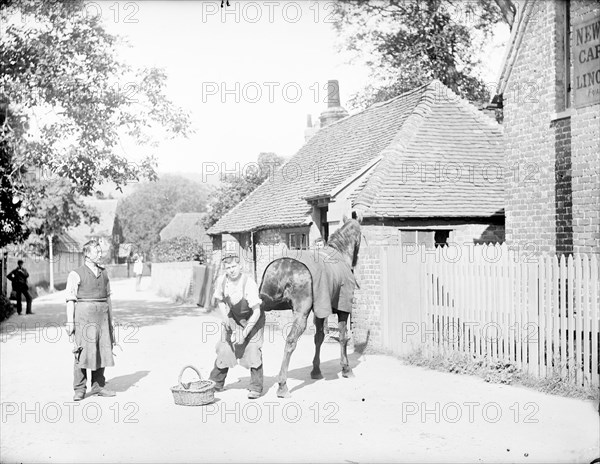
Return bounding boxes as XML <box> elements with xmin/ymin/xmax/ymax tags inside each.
<box><xmin>101</xmin><ymin>1</ymin><xmax>510</xmax><ymax>180</ymax></box>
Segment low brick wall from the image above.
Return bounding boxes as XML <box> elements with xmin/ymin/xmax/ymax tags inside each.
<box><xmin>151</xmin><ymin>262</ymin><xmax>199</xmax><ymax>300</ymax></box>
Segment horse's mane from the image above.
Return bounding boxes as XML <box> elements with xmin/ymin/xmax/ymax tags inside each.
<box><xmin>327</xmin><ymin>219</ymin><xmax>361</xmax><ymax>266</ymax></box>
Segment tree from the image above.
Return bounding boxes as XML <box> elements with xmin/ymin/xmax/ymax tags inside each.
<box><xmin>333</xmin><ymin>0</ymin><xmax>514</xmax><ymax>109</ymax></box>
<box><xmin>151</xmin><ymin>236</ymin><xmax>206</xmax><ymax>264</ymax></box>
<box><xmin>202</xmin><ymin>152</ymin><xmax>285</xmax><ymax>230</ymax></box>
<box><xmin>0</xmin><ymin>104</ymin><xmax>28</xmax><ymax>248</ymax></box>
<box><xmin>0</xmin><ymin>0</ymin><xmax>192</xmax><ymax>249</ymax></box>
<box><xmin>116</xmin><ymin>174</ymin><xmax>211</xmax><ymax>256</ymax></box>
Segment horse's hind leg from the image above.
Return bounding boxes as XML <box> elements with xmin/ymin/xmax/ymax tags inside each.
<box><xmin>311</xmin><ymin>316</ymin><xmax>325</xmax><ymax>379</ymax></box>
<box><xmin>277</xmin><ymin>308</ymin><xmax>310</xmax><ymax>398</ymax></box>
<box><xmin>337</xmin><ymin>311</ymin><xmax>354</xmax><ymax>378</ymax></box>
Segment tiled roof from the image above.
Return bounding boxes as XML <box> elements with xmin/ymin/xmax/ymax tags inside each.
<box><xmin>208</xmin><ymin>80</ymin><xmax>504</xmax><ymax>235</ymax></box>
<box><xmin>65</xmin><ymin>199</ymin><xmax>119</xmax><ymax>247</ymax></box>
<box><xmin>159</xmin><ymin>213</ymin><xmax>209</xmax><ymax>243</ymax></box>
<box><xmin>207</xmin><ymin>84</ymin><xmax>429</xmax><ymax>235</ymax></box>
<box><xmin>353</xmin><ymin>83</ymin><xmax>505</xmax><ymax>218</ymax></box>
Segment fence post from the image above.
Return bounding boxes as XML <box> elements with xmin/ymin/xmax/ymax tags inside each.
<box><xmin>567</xmin><ymin>255</ymin><xmax>575</xmax><ymax>384</ymax></box>
<box><xmin>590</xmin><ymin>254</ymin><xmax>599</xmax><ymax>387</ymax></box>
<box><xmin>582</xmin><ymin>254</ymin><xmax>590</xmax><ymax>386</ymax></box>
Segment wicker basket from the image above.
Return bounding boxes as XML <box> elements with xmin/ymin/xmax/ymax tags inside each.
<box><xmin>171</xmin><ymin>365</ymin><xmax>216</xmax><ymax>406</ymax></box>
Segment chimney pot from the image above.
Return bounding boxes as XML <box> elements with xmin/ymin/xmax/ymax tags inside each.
<box><xmin>319</xmin><ymin>79</ymin><xmax>348</xmax><ymax>128</ymax></box>
<box><xmin>327</xmin><ymin>80</ymin><xmax>341</xmax><ymax>108</ymax></box>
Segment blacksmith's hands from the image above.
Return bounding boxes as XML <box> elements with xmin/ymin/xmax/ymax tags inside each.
<box><xmin>66</xmin><ymin>322</ymin><xmax>75</xmax><ymax>336</ymax></box>
<box><xmin>230</xmin><ymin>330</ymin><xmax>245</xmax><ymax>345</ymax></box>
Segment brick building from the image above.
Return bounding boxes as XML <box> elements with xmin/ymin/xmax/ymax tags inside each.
<box><xmin>494</xmin><ymin>0</ymin><xmax>599</xmax><ymax>255</ymax></box>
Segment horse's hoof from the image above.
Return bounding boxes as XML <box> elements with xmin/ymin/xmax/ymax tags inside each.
<box><xmin>276</xmin><ymin>385</ymin><xmax>290</xmax><ymax>398</ymax></box>
<box><xmin>310</xmin><ymin>369</ymin><xmax>323</xmax><ymax>380</ymax></box>
<box><xmin>342</xmin><ymin>368</ymin><xmax>355</xmax><ymax>378</ymax></box>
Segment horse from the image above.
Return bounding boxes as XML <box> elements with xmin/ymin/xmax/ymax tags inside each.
<box><xmin>259</xmin><ymin>218</ymin><xmax>362</xmax><ymax>398</ymax></box>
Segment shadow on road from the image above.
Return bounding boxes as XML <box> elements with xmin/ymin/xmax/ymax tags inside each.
<box><xmin>224</xmin><ymin>351</ymin><xmax>363</xmax><ymax>395</ymax></box>
<box><xmin>106</xmin><ymin>370</ymin><xmax>151</xmax><ymax>393</ymax></box>
<box><xmin>0</xmin><ymin>294</ymin><xmax>205</xmax><ymax>341</ymax></box>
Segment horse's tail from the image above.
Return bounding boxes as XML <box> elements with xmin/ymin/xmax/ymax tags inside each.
<box><xmin>259</xmin><ymin>258</ymin><xmax>294</xmax><ymax>312</ymax></box>
<box><xmin>260</xmin><ymin>292</ymin><xmax>292</xmax><ymax>311</ymax></box>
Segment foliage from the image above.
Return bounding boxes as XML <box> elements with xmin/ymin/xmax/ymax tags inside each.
<box><xmin>0</xmin><ymin>293</ymin><xmax>15</xmax><ymax>323</ymax></box>
<box><xmin>203</xmin><ymin>152</ymin><xmax>285</xmax><ymax>230</ymax></box>
<box><xmin>117</xmin><ymin>174</ymin><xmax>210</xmax><ymax>255</ymax></box>
<box><xmin>151</xmin><ymin>236</ymin><xmax>206</xmax><ymax>264</ymax></box>
<box><xmin>0</xmin><ymin>0</ymin><xmax>192</xmax><ymax>247</ymax></box>
<box><xmin>0</xmin><ymin>105</ymin><xmax>28</xmax><ymax>247</ymax></box>
<box><xmin>333</xmin><ymin>0</ymin><xmax>511</xmax><ymax>109</ymax></box>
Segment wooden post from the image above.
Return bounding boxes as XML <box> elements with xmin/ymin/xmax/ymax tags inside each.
<box><xmin>48</xmin><ymin>234</ymin><xmax>55</xmax><ymax>293</ymax></box>
<box><xmin>1</xmin><ymin>248</ymin><xmax>7</xmax><ymax>297</ymax></box>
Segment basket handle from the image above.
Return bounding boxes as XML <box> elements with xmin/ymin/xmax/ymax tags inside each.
<box><xmin>178</xmin><ymin>365</ymin><xmax>202</xmax><ymax>390</ymax></box>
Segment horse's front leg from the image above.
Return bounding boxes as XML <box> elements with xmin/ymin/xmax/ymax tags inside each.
<box><xmin>277</xmin><ymin>310</ymin><xmax>309</xmax><ymax>398</ymax></box>
<box><xmin>311</xmin><ymin>316</ymin><xmax>325</xmax><ymax>379</ymax></box>
<box><xmin>338</xmin><ymin>312</ymin><xmax>354</xmax><ymax>378</ymax></box>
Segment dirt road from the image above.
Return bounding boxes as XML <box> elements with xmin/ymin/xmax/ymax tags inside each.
<box><xmin>1</xmin><ymin>278</ymin><xmax>598</xmax><ymax>463</ymax></box>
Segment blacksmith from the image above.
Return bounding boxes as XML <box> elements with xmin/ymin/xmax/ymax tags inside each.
<box><xmin>209</xmin><ymin>254</ymin><xmax>265</xmax><ymax>399</ymax></box>
<box><xmin>65</xmin><ymin>239</ymin><xmax>116</xmax><ymax>401</ymax></box>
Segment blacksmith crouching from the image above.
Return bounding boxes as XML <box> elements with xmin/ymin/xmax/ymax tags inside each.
<box><xmin>209</xmin><ymin>253</ymin><xmax>265</xmax><ymax>399</ymax></box>
<box><xmin>65</xmin><ymin>239</ymin><xmax>116</xmax><ymax>401</ymax></box>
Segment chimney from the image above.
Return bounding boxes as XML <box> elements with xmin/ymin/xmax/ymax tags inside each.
<box><xmin>319</xmin><ymin>80</ymin><xmax>349</xmax><ymax>128</ymax></box>
<box><xmin>304</xmin><ymin>114</ymin><xmax>319</xmax><ymax>142</ymax></box>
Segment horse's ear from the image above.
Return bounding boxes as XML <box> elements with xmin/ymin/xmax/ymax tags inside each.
<box><xmin>352</xmin><ymin>210</ymin><xmax>363</xmax><ymax>224</ymax></box>
<box><xmin>342</xmin><ymin>214</ymin><xmax>350</xmax><ymax>224</ymax></box>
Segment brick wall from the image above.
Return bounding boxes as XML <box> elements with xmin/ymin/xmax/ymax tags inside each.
<box><xmin>503</xmin><ymin>0</ymin><xmax>600</xmax><ymax>255</ymax></box>
<box><xmin>571</xmin><ymin>0</ymin><xmax>600</xmax><ymax>254</ymax></box>
<box><xmin>352</xmin><ymin>246</ymin><xmax>383</xmax><ymax>349</ymax></box>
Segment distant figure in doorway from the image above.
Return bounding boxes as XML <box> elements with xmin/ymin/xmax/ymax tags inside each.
<box><xmin>133</xmin><ymin>254</ymin><xmax>144</xmax><ymax>291</ymax></box>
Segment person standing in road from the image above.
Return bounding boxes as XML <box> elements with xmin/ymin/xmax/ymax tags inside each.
<box><xmin>65</xmin><ymin>239</ymin><xmax>116</xmax><ymax>401</ymax></box>
<box><xmin>7</xmin><ymin>259</ymin><xmax>33</xmax><ymax>315</ymax></box>
<box><xmin>133</xmin><ymin>254</ymin><xmax>144</xmax><ymax>291</ymax></box>
<box><xmin>209</xmin><ymin>254</ymin><xmax>265</xmax><ymax>399</ymax></box>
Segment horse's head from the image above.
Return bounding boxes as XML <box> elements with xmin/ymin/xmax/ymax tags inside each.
<box><xmin>327</xmin><ymin>218</ymin><xmax>361</xmax><ymax>269</ymax></box>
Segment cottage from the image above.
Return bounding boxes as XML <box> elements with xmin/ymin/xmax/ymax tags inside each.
<box><xmin>159</xmin><ymin>212</ymin><xmax>209</xmax><ymax>244</ymax></box>
<box><xmin>64</xmin><ymin>198</ymin><xmax>122</xmax><ymax>264</ymax></box>
<box><xmin>208</xmin><ymin>80</ymin><xmax>506</xmax><ymax>287</ymax></box>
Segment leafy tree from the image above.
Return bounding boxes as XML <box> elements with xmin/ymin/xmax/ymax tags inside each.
<box><xmin>333</xmin><ymin>0</ymin><xmax>515</xmax><ymax>109</ymax></box>
<box><xmin>117</xmin><ymin>174</ymin><xmax>210</xmax><ymax>256</ymax></box>
<box><xmin>0</xmin><ymin>104</ymin><xmax>28</xmax><ymax>248</ymax></box>
<box><xmin>26</xmin><ymin>178</ymin><xmax>100</xmax><ymax>256</ymax></box>
<box><xmin>151</xmin><ymin>236</ymin><xmax>206</xmax><ymax>264</ymax></box>
<box><xmin>0</xmin><ymin>0</ymin><xmax>192</xmax><ymax>249</ymax></box>
<box><xmin>203</xmin><ymin>152</ymin><xmax>285</xmax><ymax>230</ymax></box>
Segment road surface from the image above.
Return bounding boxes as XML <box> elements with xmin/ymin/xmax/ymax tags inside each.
<box><xmin>1</xmin><ymin>277</ymin><xmax>598</xmax><ymax>463</ymax></box>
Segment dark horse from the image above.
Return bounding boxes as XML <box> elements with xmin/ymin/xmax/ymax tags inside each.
<box><xmin>259</xmin><ymin>218</ymin><xmax>361</xmax><ymax>398</ymax></box>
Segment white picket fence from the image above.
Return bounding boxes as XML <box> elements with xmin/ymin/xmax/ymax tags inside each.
<box><xmin>422</xmin><ymin>244</ymin><xmax>600</xmax><ymax>387</ymax></box>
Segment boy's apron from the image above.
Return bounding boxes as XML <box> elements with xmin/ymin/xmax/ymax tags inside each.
<box><xmin>215</xmin><ymin>275</ymin><xmax>265</xmax><ymax>369</ymax></box>
<box><xmin>74</xmin><ymin>301</ymin><xmax>115</xmax><ymax>370</ymax></box>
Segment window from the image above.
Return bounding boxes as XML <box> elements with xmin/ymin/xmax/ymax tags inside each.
<box><xmin>288</xmin><ymin>233</ymin><xmax>308</xmax><ymax>250</ymax></box>
<box><xmin>400</xmin><ymin>229</ymin><xmax>452</xmax><ymax>248</ymax></box>
<box><xmin>557</xmin><ymin>0</ymin><xmax>572</xmax><ymax>110</ymax></box>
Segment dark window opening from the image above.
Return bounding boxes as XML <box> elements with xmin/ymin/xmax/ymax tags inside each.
<box><xmin>434</xmin><ymin>230</ymin><xmax>451</xmax><ymax>248</ymax></box>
